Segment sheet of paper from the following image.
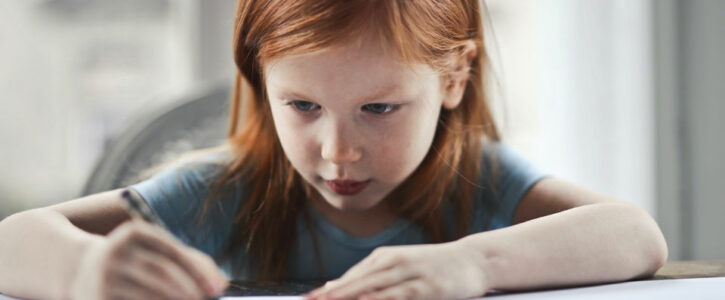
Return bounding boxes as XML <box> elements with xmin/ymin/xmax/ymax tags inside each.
<box><xmin>217</xmin><ymin>277</ymin><xmax>725</xmax><ymax>299</ymax></box>
<box><xmin>482</xmin><ymin>277</ymin><xmax>725</xmax><ymax>299</ymax></box>
<box><xmin>2</xmin><ymin>278</ymin><xmax>722</xmax><ymax>300</ymax></box>
<box><xmin>221</xmin><ymin>297</ymin><xmax>303</xmax><ymax>300</ymax></box>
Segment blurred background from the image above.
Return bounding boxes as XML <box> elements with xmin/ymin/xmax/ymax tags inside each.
<box><xmin>0</xmin><ymin>0</ymin><xmax>722</xmax><ymax>261</ymax></box>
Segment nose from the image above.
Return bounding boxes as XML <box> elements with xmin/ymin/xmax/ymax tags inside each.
<box><xmin>320</xmin><ymin>122</ymin><xmax>363</xmax><ymax>165</ymax></box>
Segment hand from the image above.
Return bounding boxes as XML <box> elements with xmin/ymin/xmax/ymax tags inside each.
<box><xmin>69</xmin><ymin>220</ymin><xmax>229</xmax><ymax>300</ymax></box>
<box><xmin>304</xmin><ymin>241</ymin><xmax>490</xmax><ymax>300</ymax></box>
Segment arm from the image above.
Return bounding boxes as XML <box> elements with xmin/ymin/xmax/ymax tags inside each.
<box><xmin>461</xmin><ymin>178</ymin><xmax>668</xmax><ymax>291</ymax></box>
<box><xmin>0</xmin><ymin>189</ymin><xmax>127</xmax><ymax>299</ymax></box>
<box><xmin>0</xmin><ymin>189</ymin><xmax>226</xmax><ymax>300</ymax></box>
<box><xmin>305</xmin><ymin>178</ymin><xmax>668</xmax><ymax>299</ymax></box>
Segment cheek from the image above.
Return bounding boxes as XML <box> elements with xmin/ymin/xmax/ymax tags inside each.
<box><xmin>372</xmin><ymin>109</ymin><xmax>439</xmax><ymax>181</ymax></box>
<box><xmin>269</xmin><ymin>108</ymin><xmax>317</xmax><ymax>169</ymax></box>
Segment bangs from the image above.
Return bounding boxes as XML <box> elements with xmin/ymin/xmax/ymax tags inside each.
<box><xmin>244</xmin><ymin>0</ymin><xmax>475</xmax><ymax>71</ymax></box>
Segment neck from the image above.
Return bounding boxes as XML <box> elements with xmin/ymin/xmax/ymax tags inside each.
<box><xmin>307</xmin><ymin>191</ymin><xmax>399</xmax><ymax>238</ymax></box>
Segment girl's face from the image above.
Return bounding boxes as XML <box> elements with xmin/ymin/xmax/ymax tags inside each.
<box><xmin>265</xmin><ymin>37</ymin><xmax>461</xmax><ymax>212</ymax></box>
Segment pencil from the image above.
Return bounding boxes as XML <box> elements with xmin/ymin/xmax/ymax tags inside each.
<box><xmin>121</xmin><ymin>188</ymin><xmax>169</xmax><ymax>231</ymax></box>
<box><xmin>120</xmin><ymin>189</ymin><xmax>223</xmax><ymax>299</ymax></box>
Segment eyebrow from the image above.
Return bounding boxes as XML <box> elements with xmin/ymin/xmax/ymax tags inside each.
<box><xmin>278</xmin><ymin>84</ymin><xmax>402</xmax><ymax>103</ymax></box>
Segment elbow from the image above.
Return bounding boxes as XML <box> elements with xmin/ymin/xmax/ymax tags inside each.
<box><xmin>645</xmin><ymin>231</ymin><xmax>668</xmax><ymax>276</ymax></box>
<box><xmin>622</xmin><ymin>203</ymin><xmax>668</xmax><ymax>276</ymax></box>
<box><xmin>648</xmin><ymin>224</ymin><xmax>669</xmax><ymax>274</ymax></box>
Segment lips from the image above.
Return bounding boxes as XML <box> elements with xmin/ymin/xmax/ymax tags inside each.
<box><xmin>325</xmin><ymin>179</ymin><xmax>371</xmax><ymax>196</ymax></box>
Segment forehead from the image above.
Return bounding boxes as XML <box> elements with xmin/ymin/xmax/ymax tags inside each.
<box><xmin>263</xmin><ymin>36</ymin><xmax>439</xmax><ymax>101</ymax></box>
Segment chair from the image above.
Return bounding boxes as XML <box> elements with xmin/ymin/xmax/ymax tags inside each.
<box><xmin>82</xmin><ymin>81</ymin><xmax>232</xmax><ymax>196</ymax></box>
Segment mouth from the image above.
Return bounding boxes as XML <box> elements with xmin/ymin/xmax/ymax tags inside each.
<box><xmin>325</xmin><ymin>179</ymin><xmax>371</xmax><ymax>196</ymax></box>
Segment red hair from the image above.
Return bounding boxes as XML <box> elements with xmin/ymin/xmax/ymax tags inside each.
<box><xmin>203</xmin><ymin>0</ymin><xmax>500</xmax><ymax>279</ymax></box>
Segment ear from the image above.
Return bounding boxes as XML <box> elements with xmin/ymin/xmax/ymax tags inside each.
<box><xmin>442</xmin><ymin>40</ymin><xmax>477</xmax><ymax>110</ymax></box>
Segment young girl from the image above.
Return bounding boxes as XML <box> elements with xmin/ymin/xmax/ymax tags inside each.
<box><xmin>0</xmin><ymin>0</ymin><xmax>667</xmax><ymax>299</ymax></box>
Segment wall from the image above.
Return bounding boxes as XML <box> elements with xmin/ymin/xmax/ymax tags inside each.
<box><xmin>656</xmin><ymin>0</ymin><xmax>725</xmax><ymax>260</ymax></box>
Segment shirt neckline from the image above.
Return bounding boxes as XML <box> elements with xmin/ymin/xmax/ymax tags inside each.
<box><xmin>305</xmin><ymin>205</ymin><xmax>413</xmax><ymax>249</ymax></box>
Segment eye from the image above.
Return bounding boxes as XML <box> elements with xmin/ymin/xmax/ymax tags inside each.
<box><xmin>362</xmin><ymin>103</ymin><xmax>397</xmax><ymax>115</ymax></box>
<box><xmin>290</xmin><ymin>100</ymin><xmax>320</xmax><ymax>112</ymax></box>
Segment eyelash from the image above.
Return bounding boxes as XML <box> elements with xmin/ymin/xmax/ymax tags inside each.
<box><xmin>287</xmin><ymin>100</ymin><xmax>400</xmax><ymax>115</ymax></box>
<box><xmin>362</xmin><ymin>103</ymin><xmax>398</xmax><ymax>114</ymax></box>
<box><xmin>289</xmin><ymin>100</ymin><xmax>320</xmax><ymax>112</ymax></box>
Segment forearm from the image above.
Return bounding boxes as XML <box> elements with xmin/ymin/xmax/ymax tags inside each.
<box><xmin>459</xmin><ymin>202</ymin><xmax>668</xmax><ymax>292</ymax></box>
<box><xmin>0</xmin><ymin>209</ymin><xmax>103</xmax><ymax>299</ymax></box>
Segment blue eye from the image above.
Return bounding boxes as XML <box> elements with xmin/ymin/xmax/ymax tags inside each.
<box><xmin>290</xmin><ymin>100</ymin><xmax>320</xmax><ymax>112</ymax></box>
<box><xmin>362</xmin><ymin>103</ymin><xmax>397</xmax><ymax>114</ymax></box>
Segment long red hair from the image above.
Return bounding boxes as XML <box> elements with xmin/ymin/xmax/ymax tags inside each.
<box><xmin>203</xmin><ymin>0</ymin><xmax>500</xmax><ymax>280</ymax></box>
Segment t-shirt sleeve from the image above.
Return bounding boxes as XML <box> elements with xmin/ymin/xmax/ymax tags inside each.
<box><xmin>127</xmin><ymin>152</ymin><xmax>241</xmax><ymax>256</ymax></box>
<box><xmin>471</xmin><ymin>143</ymin><xmax>549</xmax><ymax>231</ymax></box>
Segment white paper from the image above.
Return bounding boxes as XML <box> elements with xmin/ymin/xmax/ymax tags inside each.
<box><xmin>479</xmin><ymin>277</ymin><xmax>725</xmax><ymax>299</ymax></box>
<box><xmin>221</xmin><ymin>297</ymin><xmax>303</xmax><ymax>300</ymax></box>
<box><xmin>1</xmin><ymin>278</ymin><xmax>722</xmax><ymax>299</ymax></box>
<box><xmin>218</xmin><ymin>277</ymin><xmax>725</xmax><ymax>299</ymax></box>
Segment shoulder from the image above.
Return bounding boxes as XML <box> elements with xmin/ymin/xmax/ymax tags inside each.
<box><xmin>127</xmin><ymin>148</ymin><xmax>242</xmax><ymax>253</ymax></box>
<box><xmin>129</xmin><ymin>147</ymin><xmax>239</xmax><ymax>209</ymax></box>
<box><xmin>472</xmin><ymin>142</ymin><xmax>549</xmax><ymax>230</ymax></box>
<box><xmin>479</xmin><ymin>142</ymin><xmax>546</xmax><ymax>193</ymax></box>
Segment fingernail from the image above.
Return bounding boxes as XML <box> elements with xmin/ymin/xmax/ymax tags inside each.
<box><xmin>205</xmin><ymin>280</ymin><xmax>225</xmax><ymax>296</ymax></box>
<box><xmin>324</xmin><ymin>292</ymin><xmax>338</xmax><ymax>300</ymax></box>
<box><xmin>205</xmin><ymin>282</ymin><xmax>217</xmax><ymax>295</ymax></box>
<box><xmin>218</xmin><ymin>280</ymin><xmax>229</xmax><ymax>292</ymax></box>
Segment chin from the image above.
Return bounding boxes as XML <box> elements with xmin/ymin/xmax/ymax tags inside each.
<box><xmin>323</xmin><ymin>193</ymin><xmax>379</xmax><ymax>212</ymax></box>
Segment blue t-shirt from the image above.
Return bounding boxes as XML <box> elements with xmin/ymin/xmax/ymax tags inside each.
<box><xmin>129</xmin><ymin>143</ymin><xmax>547</xmax><ymax>280</ymax></box>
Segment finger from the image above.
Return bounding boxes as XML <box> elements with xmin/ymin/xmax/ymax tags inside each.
<box><xmin>342</xmin><ymin>248</ymin><xmax>410</xmax><ymax>282</ymax></box>
<box><xmin>107</xmin><ymin>276</ymin><xmax>168</xmax><ymax>300</ymax></box>
<box><xmin>120</xmin><ymin>220</ymin><xmax>227</xmax><ymax>295</ymax></box>
<box><xmin>307</xmin><ymin>256</ymin><xmax>398</xmax><ymax>299</ymax></box>
<box><xmin>147</xmin><ymin>227</ymin><xmax>227</xmax><ymax>293</ymax></box>
<box><xmin>332</xmin><ymin>251</ymin><xmax>403</xmax><ymax>289</ymax></box>
<box><xmin>361</xmin><ymin>279</ymin><xmax>431</xmax><ymax>300</ymax></box>
<box><xmin>114</xmin><ymin>251</ymin><xmax>188</xmax><ymax>299</ymax></box>
<box><xmin>328</xmin><ymin>267</ymin><xmax>417</xmax><ymax>300</ymax></box>
<box><xmin>108</xmin><ymin>287</ymin><xmax>155</xmax><ymax>300</ymax></box>
<box><xmin>185</xmin><ymin>247</ymin><xmax>230</xmax><ymax>292</ymax></box>
<box><xmin>127</xmin><ymin>248</ymin><xmax>205</xmax><ymax>299</ymax></box>
<box><xmin>339</xmin><ymin>251</ymin><xmax>391</xmax><ymax>280</ymax></box>
<box><xmin>144</xmin><ymin>250</ymin><xmax>207</xmax><ymax>299</ymax></box>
